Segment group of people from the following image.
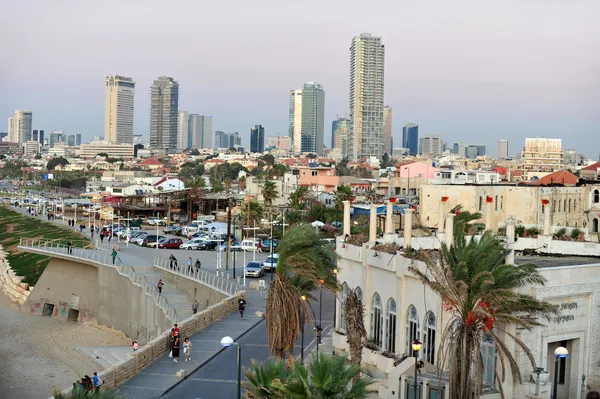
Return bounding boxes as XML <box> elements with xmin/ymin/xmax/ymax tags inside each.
<box><xmin>25</xmin><ymin>206</ymin><xmax>39</xmax><ymax>217</ymax></box>
<box><xmin>169</xmin><ymin>324</ymin><xmax>192</xmax><ymax>363</ymax></box>
<box><xmin>72</xmin><ymin>372</ymin><xmax>102</xmax><ymax>393</ymax></box>
<box><xmin>99</xmin><ymin>227</ymin><xmax>113</xmax><ymax>242</ymax></box>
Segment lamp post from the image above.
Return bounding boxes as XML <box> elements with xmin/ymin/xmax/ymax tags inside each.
<box><xmin>333</xmin><ymin>268</ymin><xmax>338</xmax><ymax>328</ymax></box>
<box><xmin>411</xmin><ymin>339</ymin><xmax>422</xmax><ymax>399</ymax></box>
<box><xmin>553</xmin><ymin>346</ymin><xmax>568</xmax><ymax>399</ymax></box>
<box><xmin>404</xmin><ymin>167</ymin><xmax>410</xmax><ymax>200</ymax></box>
<box><xmin>220</xmin><ymin>336</ymin><xmax>241</xmax><ymax>398</ymax></box>
<box><xmin>318</xmin><ymin>279</ymin><xmax>324</xmax><ymax>343</ymax></box>
<box><xmin>300</xmin><ymin>296</ymin><xmax>306</xmax><ymax>363</ymax></box>
<box><xmin>301</xmin><ymin>295</ymin><xmax>321</xmax><ymax>358</ymax></box>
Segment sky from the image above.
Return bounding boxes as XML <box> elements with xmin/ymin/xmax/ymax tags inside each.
<box><xmin>1</xmin><ymin>0</ymin><xmax>599</xmax><ymax>157</ymax></box>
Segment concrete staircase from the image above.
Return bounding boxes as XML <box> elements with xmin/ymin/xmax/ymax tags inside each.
<box><xmin>131</xmin><ymin>266</ymin><xmax>195</xmax><ymax>321</ymax></box>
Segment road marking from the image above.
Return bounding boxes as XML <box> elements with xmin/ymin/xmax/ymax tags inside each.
<box><xmin>189</xmin><ymin>378</ymin><xmax>237</xmax><ymax>384</ymax></box>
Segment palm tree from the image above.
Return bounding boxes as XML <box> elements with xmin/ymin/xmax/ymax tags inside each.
<box><xmin>261</xmin><ymin>180</ymin><xmax>278</xmax><ymax>207</ymax></box>
<box><xmin>344</xmin><ymin>290</ymin><xmax>366</xmax><ymax>366</ymax></box>
<box><xmin>241</xmin><ymin>201</ymin><xmax>263</xmax><ymax>229</ymax></box>
<box><xmin>243</xmin><ymin>353</ymin><xmax>375</xmax><ymax>399</ymax></box>
<box><xmin>289</xmin><ymin>186</ymin><xmax>309</xmax><ymax>210</ymax></box>
<box><xmin>410</xmin><ymin>210</ymin><xmax>557</xmax><ymax>398</ymax></box>
<box><xmin>334</xmin><ymin>184</ymin><xmax>354</xmax><ymax>208</ymax></box>
<box><xmin>185</xmin><ymin>176</ymin><xmax>205</xmax><ymax>190</ymax></box>
<box><xmin>266</xmin><ymin>224</ymin><xmax>338</xmax><ymax>360</ymax></box>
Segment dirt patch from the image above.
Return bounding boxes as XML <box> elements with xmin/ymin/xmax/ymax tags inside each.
<box><xmin>6</xmin><ymin>224</ymin><xmax>15</xmax><ymax>233</ymax></box>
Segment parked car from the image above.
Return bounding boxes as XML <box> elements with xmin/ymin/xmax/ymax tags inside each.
<box><xmin>261</xmin><ymin>253</ymin><xmax>279</xmax><ymax>272</ymax></box>
<box><xmin>217</xmin><ymin>240</ymin><xmax>242</xmax><ymax>252</ymax></box>
<box><xmin>144</xmin><ymin>235</ymin><xmax>167</xmax><ymax>247</ymax></box>
<box><xmin>132</xmin><ymin>232</ymin><xmax>150</xmax><ymax>245</ymax></box>
<box><xmin>261</xmin><ymin>239</ymin><xmax>279</xmax><ymax>252</ymax></box>
<box><xmin>163</xmin><ymin>226</ymin><xmax>182</xmax><ymax>235</ymax></box>
<box><xmin>196</xmin><ymin>240</ymin><xmax>219</xmax><ymax>250</ymax></box>
<box><xmin>147</xmin><ymin>217</ymin><xmax>165</xmax><ymax>226</ymax></box>
<box><xmin>241</xmin><ymin>239</ymin><xmax>261</xmax><ymax>252</ymax></box>
<box><xmin>320</xmin><ymin>238</ymin><xmax>336</xmax><ymax>248</ymax></box>
<box><xmin>180</xmin><ymin>238</ymin><xmax>206</xmax><ymax>250</ymax></box>
<box><xmin>245</xmin><ymin>261</ymin><xmax>264</xmax><ymax>278</ymax></box>
<box><xmin>118</xmin><ymin>227</ymin><xmax>140</xmax><ymax>238</ymax></box>
<box><xmin>158</xmin><ymin>238</ymin><xmax>184</xmax><ymax>249</ymax></box>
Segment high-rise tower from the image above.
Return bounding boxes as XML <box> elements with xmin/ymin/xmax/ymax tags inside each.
<box><xmin>149</xmin><ymin>76</ymin><xmax>179</xmax><ymax>150</ymax></box>
<box><xmin>104</xmin><ymin>75</ymin><xmax>135</xmax><ymax>144</ymax></box>
<box><xmin>288</xmin><ymin>89</ymin><xmax>303</xmax><ymax>153</ymax></box>
<box><xmin>300</xmin><ymin>82</ymin><xmax>325</xmax><ymax>154</ymax></box>
<box><xmin>8</xmin><ymin>110</ymin><xmax>32</xmax><ymax>145</ymax></box>
<box><xmin>348</xmin><ymin>33</ymin><xmax>385</xmax><ymax>161</ymax></box>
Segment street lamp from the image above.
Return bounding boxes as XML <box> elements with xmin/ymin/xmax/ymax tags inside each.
<box><xmin>333</xmin><ymin>268</ymin><xmax>338</xmax><ymax>328</ymax></box>
<box><xmin>552</xmin><ymin>346</ymin><xmax>568</xmax><ymax>399</ymax></box>
<box><xmin>221</xmin><ymin>336</ymin><xmax>242</xmax><ymax>399</ymax></box>
<box><xmin>318</xmin><ymin>279</ymin><xmax>324</xmax><ymax>343</ymax></box>
<box><xmin>411</xmin><ymin>339</ymin><xmax>422</xmax><ymax>399</ymax></box>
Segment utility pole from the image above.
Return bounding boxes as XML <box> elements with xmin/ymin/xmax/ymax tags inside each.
<box><xmin>226</xmin><ymin>198</ymin><xmax>232</xmax><ymax>271</ymax></box>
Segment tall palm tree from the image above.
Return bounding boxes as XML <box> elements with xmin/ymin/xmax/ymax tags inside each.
<box><xmin>261</xmin><ymin>180</ymin><xmax>279</xmax><ymax>207</ymax></box>
<box><xmin>266</xmin><ymin>224</ymin><xmax>338</xmax><ymax>360</ymax></box>
<box><xmin>410</xmin><ymin>210</ymin><xmax>557</xmax><ymax>398</ymax></box>
<box><xmin>185</xmin><ymin>176</ymin><xmax>205</xmax><ymax>190</ymax></box>
<box><xmin>333</xmin><ymin>184</ymin><xmax>354</xmax><ymax>208</ymax></box>
<box><xmin>289</xmin><ymin>186</ymin><xmax>309</xmax><ymax>210</ymax></box>
<box><xmin>344</xmin><ymin>289</ymin><xmax>366</xmax><ymax>366</ymax></box>
<box><xmin>243</xmin><ymin>353</ymin><xmax>375</xmax><ymax>399</ymax></box>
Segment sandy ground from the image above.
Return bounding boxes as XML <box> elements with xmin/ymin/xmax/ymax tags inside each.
<box><xmin>0</xmin><ymin>293</ymin><xmax>131</xmax><ymax>399</ymax></box>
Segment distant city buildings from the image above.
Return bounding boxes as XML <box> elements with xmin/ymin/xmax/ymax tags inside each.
<box><xmin>332</xmin><ymin>117</ymin><xmax>350</xmax><ymax>156</ymax></box>
<box><xmin>288</xmin><ymin>82</ymin><xmax>325</xmax><ymax>154</ymax></box>
<box><xmin>383</xmin><ymin>106</ymin><xmax>392</xmax><ymax>155</ymax></box>
<box><xmin>266</xmin><ymin>136</ymin><xmax>278</xmax><ymax>149</ymax></box>
<box><xmin>464</xmin><ymin>144</ymin><xmax>486</xmax><ymax>159</ymax></box>
<box><xmin>49</xmin><ymin>130</ymin><xmax>64</xmax><ymax>148</ymax></box>
<box><xmin>23</xmin><ymin>140</ymin><xmax>41</xmax><ymax>156</ymax></box>
<box><xmin>348</xmin><ymin>33</ymin><xmax>385</xmax><ymax>161</ymax></box>
<box><xmin>277</xmin><ymin>136</ymin><xmax>290</xmax><ymax>151</ymax></box>
<box><xmin>104</xmin><ymin>75</ymin><xmax>135</xmax><ymax>144</ymax></box>
<box><xmin>497</xmin><ymin>140</ymin><xmax>508</xmax><ymax>158</ymax></box>
<box><xmin>250</xmin><ymin>125</ymin><xmax>265</xmax><ymax>153</ymax></box>
<box><xmin>67</xmin><ymin>134</ymin><xmax>82</xmax><ymax>147</ymax></box>
<box><xmin>215</xmin><ymin>131</ymin><xmax>241</xmax><ymax>149</ymax></box>
<box><xmin>8</xmin><ymin>110</ymin><xmax>32</xmax><ymax>146</ymax></box>
<box><xmin>188</xmin><ymin>114</ymin><xmax>212</xmax><ymax>149</ymax></box>
<box><xmin>453</xmin><ymin>142</ymin><xmax>466</xmax><ymax>157</ymax></box>
<box><xmin>419</xmin><ymin>135</ymin><xmax>443</xmax><ymax>155</ymax></box>
<box><xmin>289</xmin><ymin>89</ymin><xmax>303</xmax><ymax>153</ymax></box>
<box><xmin>521</xmin><ymin>137</ymin><xmax>563</xmax><ymax>176</ymax></box>
<box><xmin>80</xmin><ymin>140</ymin><xmax>135</xmax><ymax>159</ymax></box>
<box><xmin>32</xmin><ymin>129</ymin><xmax>44</xmax><ymax>145</ymax></box>
<box><xmin>149</xmin><ymin>76</ymin><xmax>179</xmax><ymax>151</ymax></box>
<box><xmin>177</xmin><ymin>111</ymin><xmax>189</xmax><ymax>150</ymax></box>
<box><xmin>402</xmin><ymin>123</ymin><xmax>419</xmax><ymax>156</ymax></box>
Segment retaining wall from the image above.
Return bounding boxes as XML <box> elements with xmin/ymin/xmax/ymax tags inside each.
<box><xmin>0</xmin><ymin>248</ymin><xmax>32</xmax><ymax>304</ymax></box>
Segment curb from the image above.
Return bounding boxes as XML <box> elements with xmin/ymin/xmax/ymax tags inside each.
<box><xmin>154</xmin><ymin>315</ymin><xmax>266</xmax><ymax>399</ymax></box>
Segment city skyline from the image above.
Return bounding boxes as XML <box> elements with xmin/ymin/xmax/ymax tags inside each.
<box><xmin>1</xmin><ymin>1</ymin><xmax>598</xmax><ymax>155</ymax></box>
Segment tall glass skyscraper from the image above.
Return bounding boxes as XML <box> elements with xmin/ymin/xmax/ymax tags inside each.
<box><xmin>300</xmin><ymin>82</ymin><xmax>324</xmax><ymax>154</ymax></box>
<box><xmin>348</xmin><ymin>33</ymin><xmax>385</xmax><ymax>161</ymax></box>
<box><xmin>332</xmin><ymin>117</ymin><xmax>350</xmax><ymax>154</ymax></box>
<box><xmin>250</xmin><ymin>125</ymin><xmax>264</xmax><ymax>153</ymax></box>
<box><xmin>149</xmin><ymin>76</ymin><xmax>179</xmax><ymax>151</ymax></box>
<box><xmin>402</xmin><ymin>123</ymin><xmax>419</xmax><ymax>156</ymax></box>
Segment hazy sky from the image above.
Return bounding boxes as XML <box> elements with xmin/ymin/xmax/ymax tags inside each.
<box><xmin>1</xmin><ymin>0</ymin><xmax>599</xmax><ymax>156</ymax></box>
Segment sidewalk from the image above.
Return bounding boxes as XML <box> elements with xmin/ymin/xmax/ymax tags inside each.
<box><xmin>117</xmin><ymin>289</ymin><xmax>265</xmax><ymax>399</ymax></box>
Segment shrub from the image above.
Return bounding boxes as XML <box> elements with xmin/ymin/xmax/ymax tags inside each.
<box><xmin>526</xmin><ymin>227</ymin><xmax>539</xmax><ymax>237</ymax></box>
<box><xmin>496</xmin><ymin>227</ymin><xmax>506</xmax><ymax>236</ymax></box>
<box><xmin>555</xmin><ymin>228</ymin><xmax>567</xmax><ymax>239</ymax></box>
<box><xmin>346</xmin><ymin>233</ymin><xmax>368</xmax><ymax>247</ymax></box>
<box><xmin>372</xmin><ymin>243</ymin><xmax>400</xmax><ymax>254</ymax></box>
<box><xmin>570</xmin><ymin>228</ymin><xmax>582</xmax><ymax>241</ymax></box>
<box><xmin>515</xmin><ymin>225</ymin><xmax>526</xmax><ymax>237</ymax></box>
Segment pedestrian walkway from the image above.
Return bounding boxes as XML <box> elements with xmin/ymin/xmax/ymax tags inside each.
<box><xmin>75</xmin><ymin>346</ymin><xmax>133</xmax><ymax>369</ymax></box>
<box><xmin>117</xmin><ymin>289</ymin><xmax>265</xmax><ymax>399</ymax></box>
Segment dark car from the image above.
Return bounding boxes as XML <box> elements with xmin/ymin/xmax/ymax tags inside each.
<box><xmin>261</xmin><ymin>239</ymin><xmax>279</xmax><ymax>252</ymax></box>
<box><xmin>196</xmin><ymin>240</ymin><xmax>218</xmax><ymax>250</ymax></box>
<box><xmin>163</xmin><ymin>226</ymin><xmax>183</xmax><ymax>235</ymax></box>
<box><xmin>143</xmin><ymin>235</ymin><xmax>166</xmax><ymax>247</ymax></box>
<box><xmin>158</xmin><ymin>238</ymin><xmax>184</xmax><ymax>249</ymax></box>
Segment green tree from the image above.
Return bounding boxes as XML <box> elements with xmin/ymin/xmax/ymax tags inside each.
<box><xmin>261</xmin><ymin>154</ymin><xmax>275</xmax><ymax>166</ymax></box>
<box><xmin>241</xmin><ymin>200</ymin><xmax>263</xmax><ymax>226</ymax></box>
<box><xmin>334</xmin><ymin>158</ymin><xmax>350</xmax><ymax>176</ymax></box>
<box><xmin>244</xmin><ymin>353</ymin><xmax>374</xmax><ymax>399</ymax></box>
<box><xmin>266</xmin><ymin>224</ymin><xmax>338</xmax><ymax>360</ymax></box>
<box><xmin>46</xmin><ymin>156</ymin><xmax>69</xmax><ymax>170</ymax></box>
<box><xmin>411</xmin><ymin>211</ymin><xmax>556</xmax><ymax>398</ymax></box>
<box><xmin>212</xmin><ymin>180</ymin><xmax>225</xmax><ymax>193</ymax></box>
<box><xmin>289</xmin><ymin>186</ymin><xmax>309</xmax><ymax>210</ymax></box>
<box><xmin>270</xmin><ymin>163</ymin><xmax>289</xmax><ymax>178</ymax></box>
<box><xmin>334</xmin><ymin>184</ymin><xmax>354</xmax><ymax>208</ymax></box>
<box><xmin>381</xmin><ymin>153</ymin><xmax>392</xmax><ymax>168</ymax></box>
<box><xmin>186</xmin><ymin>176</ymin><xmax>206</xmax><ymax>189</ymax></box>
<box><xmin>261</xmin><ymin>180</ymin><xmax>278</xmax><ymax>207</ymax></box>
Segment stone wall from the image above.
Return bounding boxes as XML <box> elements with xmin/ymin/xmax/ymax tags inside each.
<box><xmin>50</xmin><ymin>291</ymin><xmax>244</xmax><ymax>398</ymax></box>
<box><xmin>0</xmin><ymin>248</ymin><xmax>31</xmax><ymax>304</ymax></box>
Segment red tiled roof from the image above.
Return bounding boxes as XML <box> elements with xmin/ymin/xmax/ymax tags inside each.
<box><xmin>140</xmin><ymin>158</ymin><xmax>162</xmax><ymax>165</ymax></box>
<box><xmin>582</xmin><ymin>162</ymin><xmax>600</xmax><ymax>171</ymax></box>
<box><xmin>526</xmin><ymin>170</ymin><xmax>578</xmax><ymax>186</ymax></box>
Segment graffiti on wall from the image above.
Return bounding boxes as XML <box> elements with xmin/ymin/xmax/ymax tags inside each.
<box><xmin>29</xmin><ymin>297</ymin><xmax>50</xmax><ymax>314</ymax></box>
<box><xmin>54</xmin><ymin>301</ymin><xmax>69</xmax><ymax>318</ymax></box>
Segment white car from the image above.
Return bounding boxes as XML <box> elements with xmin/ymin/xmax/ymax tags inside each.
<box><xmin>147</xmin><ymin>217</ymin><xmax>165</xmax><ymax>226</ymax></box>
<box><xmin>261</xmin><ymin>254</ymin><xmax>279</xmax><ymax>272</ymax></box>
<box><xmin>180</xmin><ymin>238</ymin><xmax>205</xmax><ymax>250</ymax></box>
<box><xmin>132</xmin><ymin>233</ymin><xmax>150</xmax><ymax>245</ymax></box>
<box><xmin>118</xmin><ymin>227</ymin><xmax>140</xmax><ymax>238</ymax></box>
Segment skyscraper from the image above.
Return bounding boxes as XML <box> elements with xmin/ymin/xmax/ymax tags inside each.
<box><xmin>383</xmin><ymin>106</ymin><xmax>392</xmax><ymax>155</ymax></box>
<box><xmin>332</xmin><ymin>117</ymin><xmax>350</xmax><ymax>154</ymax></box>
<box><xmin>104</xmin><ymin>75</ymin><xmax>135</xmax><ymax>144</ymax></box>
<box><xmin>67</xmin><ymin>135</ymin><xmax>75</xmax><ymax>146</ymax></box>
<box><xmin>300</xmin><ymin>82</ymin><xmax>325</xmax><ymax>154</ymax></box>
<box><xmin>178</xmin><ymin>111</ymin><xmax>189</xmax><ymax>150</ymax></box>
<box><xmin>288</xmin><ymin>89</ymin><xmax>302</xmax><ymax>153</ymax></box>
<box><xmin>32</xmin><ymin>129</ymin><xmax>44</xmax><ymax>145</ymax></box>
<box><xmin>8</xmin><ymin>110</ymin><xmax>32</xmax><ymax>145</ymax></box>
<box><xmin>149</xmin><ymin>76</ymin><xmax>179</xmax><ymax>150</ymax></box>
<box><xmin>215</xmin><ymin>130</ymin><xmax>227</xmax><ymax>149</ymax></box>
<box><xmin>348</xmin><ymin>33</ymin><xmax>385</xmax><ymax>161</ymax></box>
<box><xmin>188</xmin><ymin>114</ymin><xmax>212</xmax><ymax>149</ymax></box>
<box><xmin>250</xmin><ymin>125</ymin><xmax>265</xmax><ymax>153</ymax></box>
<box><xmin>49</xmin><ymin>130</ymin><xmax>64</xmax><ymax>148</ymax></box>
<box><xmin>497</xmin><ymin>140</ymin><xmax>508</xmax><ymax>158</ymax></box>
<box><xmin>419</xmin><ymin>135</ymin><xmax>443</xmax><ymax>155</ymax></box>
<box><xmin>402</xmin><ymin>123</ymin><xmax>419</xmax><ymax>156</ymax></box>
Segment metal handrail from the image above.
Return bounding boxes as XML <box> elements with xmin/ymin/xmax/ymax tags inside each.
<box><xmin>18</xmin><ymin>238</ymin><xmax>179</xmax><ymax>322</ymax></box>
<box><xmin>153</xmin><ymin>256</ymin><xmax>240</xmax><ymax>296</ymax></box>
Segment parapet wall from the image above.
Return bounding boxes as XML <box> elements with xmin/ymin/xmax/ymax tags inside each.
<box><xmin>50</xmin><ymin>293</ymin><xmax>243</xmax><ymax>398</ymax></box>
<box><xmin>0</xmin><ymin>255</ymin><xmax>31</xmax><ymax>305</ymax></box>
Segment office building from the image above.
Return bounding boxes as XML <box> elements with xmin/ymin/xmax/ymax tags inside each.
<box><xmin>298</xmin><ymin>82</ymin><xmax>325</xmax><ymax>154</ymax></box>
<box><xmin>67</xmin><ymin>135</ymin><xmax>75</xmax><ymax>146</ymax></box>
<box><xmin>383</xmin><ymin>106</ymin><xmax>392</xmax><ymax>155</ymax></box>
<box><xmin>452</xmin><ymin>142</ymin><xmax>466</xmax><ymax>157</ymax></box>
<box><xmin>215</xmin><ymin>131</ymin><xmax>241</xmax><ymax>149</ymax></box>
<box><xmin>80</xmin><ymin>141</ymin><xmax>135</xmax><ymax>159</ymax></box>
<box><xmin>178</xmin><ymin>111</ymin><xmax>189</xmax><ymax>150</ymax></box>
<box><xmin>332</xmin><ymin>117</ymin><xmax>350</xmax><ymax>152</ymax></box>
<box><xmin>348</xmin><ymin>33</ymin><xmax>385</xmax><ymax>161</ymax></box>
<box><xmin>266</xmin><ymin>136</ymin><xmax>279</xmax><ymax>149</ymax></box>
<box><xmin>521</xmin><ymin>138</ymin><xmax>563</xmax><ymax>174</ymax></box>
<box><xmin>104</xmin><ymin>75</ymin><xmax>135</xmax><ymax>144</ymax></box>
<box><xmin>23</xmin><ymin>140</ymin><xmax>41</xmax><ymax>156</ymax></box>
<box><xmin>475</xmin><ymin>144</ymin><xmax>486</xmax><ymax>157</ymax></box>
<box><xmin>402</xmin><ymin>123</ymin><xmax>419</xmax><ymax>156</ymax></box>
<box><xmin>497</xmin><ymin>140</ymin><xmax>508</xmax><ymax>158</ymax></box>
<box><xmin>75</xmin><ymin>134</ymin><xmax>82</xmax><ymax>146</ymax></box>
<box><xmin>188</xmin><ymin>114</ymin><xmax>212</xmax><ymax>149</ymax></box>
<box><xmin>32</xmin><ymin>129</ymin><xmax>44</xmax><ymax>145</ymax></box>
<box><xmin>277</xmin><ymin>136</ymin><xmax>290</xmax><ymax>151</ymax></box>
<box><xmin>49</xmin><ymin>130</ymin><xmax>64</xmax><ymax>148</ymax></box>
<box><xmin>465</xmin><ymin>145</ymin><xmax>478</xmax><ymax>159</ymax></box>
<box><xmin>419</xmin><ymin>135</ymin><xmax>443</xmax><ymax>155</ymax></box>
<box><xmin>8</xmin><ymin>110</ymin><xmax>33</xmax><ymax>145</ymax></box>
<box><xmin>250</xmin><ymin>125</ymin><xmax>265</xmax><ymax>153</ymax></box>
<box><xmin>149</xmin><ymin>76</ymin><xmax>179</xmax><ymax>150</ymax></box>
<box><xmin>289</xmin><ymin>89</ymin><xmax>303</xmax><ymax>153</ymax></box>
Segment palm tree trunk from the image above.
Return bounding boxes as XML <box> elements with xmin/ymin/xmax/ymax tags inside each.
<box><xmin>345</xmin><ymin>290</ymin><xmax>366</xmax><ymax>366</ymax></box>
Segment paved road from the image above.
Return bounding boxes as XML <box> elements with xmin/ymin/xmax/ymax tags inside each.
<box><xmin>159</xmin><ymin>291</ymin><xmax>336</xmax><ymax>399</ymax></box>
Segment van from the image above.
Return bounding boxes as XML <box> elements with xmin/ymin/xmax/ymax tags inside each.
<box><xmin>241</xmin><ymin>239</ymin><xmax>260</xmax><ymax>252</ymax></box>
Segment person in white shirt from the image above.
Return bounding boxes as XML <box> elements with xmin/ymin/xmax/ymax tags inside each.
<box><xmin>183</xmin><ymin>337</ymin><xmax>192</xmax><ymax>362</ymax></box>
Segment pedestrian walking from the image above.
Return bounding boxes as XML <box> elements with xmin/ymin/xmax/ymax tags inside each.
<box><xmin>238</xmin><ymin>295</ymin><xmax>247</xmax><ymax>318</ymax></box>
<box><xmin>67</xmin><ymin>241</ymin><xmax>73</xmax><ymax>255</ymax></box>
<box><xmin>92</xmin><ymin>372</ymin><xmax>103</xmax><ymax>391</ymax></box>
<box><xmin>83</xmin><ymin>375</ymin><xmax>93</xmax><ymax>391</ymax></box>
<box><xmin>183</xmin><ymin>337</ymin><xmax>192</xmax><ymax>362</ymax></box>
<box><xmin>194</xmin><ymin>259</ymin><xmax>201</xmax><ymax>269</ymax></box>
<box><xmin>107</xmin><ymin>229</ymin><xmax>112</xmax><ymax>242</ymax></box>
<box><xmin>187</xmin><ymin>257</ymin><xmax>193</xmax><ymax>273</ymax></box>
<box><xmin>157</xmin><ymin>279</ymin><xmax>163</xmax><ymax>295</ymax></box>
<box><xmin>192</xmin><ymin>299</ymin><xmax>199</xmax><ymax>314</ymax></box>
<box><xmin>91</xmin><ymin>228</ymin><xmax>94</xmax><ymax>239</ymax></box>
<box><xmin>172</xmin><ymin>337</ymin><xmax>180</xmax><ymax>363</ymax></box>
<box><xmin>132</xmin><ymin>340</ymin><xmax>139</xmax><ymax>352</ymax></box>
<box><xmin>111</xmin><ymin>249</ymin><xmax>117</xmax><ymax>265</ymax></box>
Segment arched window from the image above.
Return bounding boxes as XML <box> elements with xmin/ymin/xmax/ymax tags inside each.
<box><xmin>370</xmin><ymin>293</ymin><xmax>383</xmax><ymax>347</ymax></box>
<box><xmin>563</xmin><ymin>200</ymin><xmax>567</xmax><ymax>212</ymax></box>
<box><xmin>593</xmin><ymin>218</ymin><xmax>599</xmax><ymax>234</ymax></box>
<box><xmin>574</xmin><ymin>199</ymin><xmax>577</xmax><ymax>211</ymax></box>
<box><xmin>406</xmin><ymin>305</ymin><xmax>420</xmax><ymax>357</ymax></box>
<box><xmin>595</xmin><ymin>190</ymin><xmax>600</xmax><ymax>204</ymax></box>
<box><xmin>568</xmin><ymin>199</ymin><xmax>571</xmax><ymax>212</ymax></box>
<box><xmin>384</xmin><ymin>298</ymin><xmax>397</xmax><ymax>353</ymax></box>
<box><xmin>341</xmin><ymin>283</ymin><xmax>349</xmax><ymax>331</ymax></box>
<box><xmin>355</xmin><ymin>287</ymin><xmax>363</xmax><ymax>302</ymax></box>
<box><xmin>423</xmin><ymin>311</ymin><xmax>436</xmax><ymax>364</ymax></box>
<box><xmin>482</xmin><ymin>334</ymin><xmax>497</xmax><ymax>388</ymax></box>
<box><xmin>553</xmin><ymin>200</ymin><xmax>556</xmax><ymax>212</ymax></box>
